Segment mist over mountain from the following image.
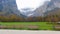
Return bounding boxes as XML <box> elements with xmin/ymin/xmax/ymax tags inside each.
<box><xmin>20</xmin><ymin>1</ymin><xmax>50</xmax><ymax>17</ymax></box>
<box><xmin>32</xmin><ymin>1</ymin><xmax>49</xmax><ymax>17</ymax></box>
<box><xmin>0</xmin><ymin>0</ymin><xmax>60</xmax><ymax>18</ymax></box>
<box><xmin>20</xmin><ymin>8</ymin><xmax>34</xmax><ymax>17</ymax></box>
<box><xmin>30</xmin><ymin>0</ymin><xmax>60</xmax><ymax>17</ymax></box>
<box><xmin>28</xmin><ymin>1</ymin><xmax>50</xmax><ymax>17</ymax></box>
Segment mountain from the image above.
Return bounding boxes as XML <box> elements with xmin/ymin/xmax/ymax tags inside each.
<box><xmin>44</xmin><ymin>0</ymin><xmax>60</xmax><ymax>16</ymax></box>
<box><xmin>31</xmin><ymin>1</ymin><xmax>50</xmax><ymax>17</ymax></box>
<box><xmin>46</xmin><ymin>0</ymin><xmax>60</xmax><ymax>11</ymax></box>
<box><xmin>44</xmin><ymin>8</ymin><xmax>60</xmax><ymax>16</ymax></box>
<box><xmin>20</xmin><ymin>8</ymin><xmax>34</xmax><ymax>17</ymax></box>
<box><xmin>0</xmin><ymin>0</ymin><xmax>21</xmax><ymax>16</ymax></box>
<box><xmin>31</xmin><ymin>0</ymin><xmax>60</xmax><ymax>17</ymax></box>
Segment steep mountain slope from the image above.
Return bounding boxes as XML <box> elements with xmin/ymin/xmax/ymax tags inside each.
<box><xmin>0</xmin><ymin>0</ymin><xmax>21</xmax><ymax>16</ymax></box>
<box><xmin>31</xmin><ymin>0</ymin><xmax>60</xmax><ymax>17</ymax></box>
<box><xmin>44</xmin><ymin>0</ymin><xmax>60</xmax><ymax>16</ymax></box>
<box><xmin>46</xmin><ymin>0</ymin><xmax>60</xmax><ymax>11</ymax></box>
<box><xmin>31</xmin><ymin>1</ymin><xmax>50</xmax><ymax>17</ymax></box>
<box><xmin>20</xmin><ymin>8</ymin><xmax>34</xmax><ymax>17</ymax></box>
<box><xmin>44</xmin><ymin>8</ymin><xmax>60</xmax><ymax>16</ymax></box>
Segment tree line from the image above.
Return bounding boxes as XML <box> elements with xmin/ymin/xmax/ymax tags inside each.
<box><xmin>0</xmin><ymin>14</ymin><xmax>60</xmax><ymax>22</ymax></box>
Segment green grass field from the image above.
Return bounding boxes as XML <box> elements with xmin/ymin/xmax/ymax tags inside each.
<box><xmin>0</xmin><ymin>22</ymin><xmax>54</xmax><ymax>30</ymax></box>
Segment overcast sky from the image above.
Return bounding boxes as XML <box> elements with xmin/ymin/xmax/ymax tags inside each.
<box><xmin>16</xmin><ymin>0</ymin><xmax>50</xmax><ymax>10</ymax></box>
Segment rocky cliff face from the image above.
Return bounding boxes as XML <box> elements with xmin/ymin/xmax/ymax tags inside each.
<box><xmin>0</xmin><ymin>0</ymin><xmax>20</xmax><ymax>16</ymax></box>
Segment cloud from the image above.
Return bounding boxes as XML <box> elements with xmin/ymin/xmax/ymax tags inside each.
<box><xmin>16</xmin><ymin>0</ymin><xmax>50</xmax><ymax>10</ymax></box>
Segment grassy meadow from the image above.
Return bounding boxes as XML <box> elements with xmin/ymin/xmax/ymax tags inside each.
<box><xmin>0</xmin><ymin>22</ymin><xmax>54</xmax><ymax>30</ymax></box>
